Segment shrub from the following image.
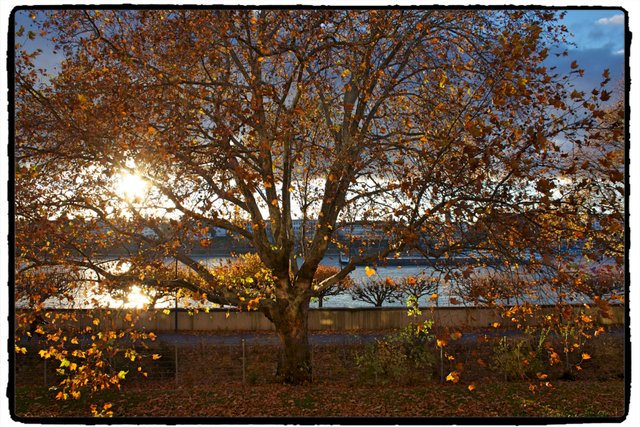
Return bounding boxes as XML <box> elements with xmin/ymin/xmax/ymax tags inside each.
<box><xmin>354</xmin><ymin>322</ymin><xmax>436</xmax><ymax>384</ymax></box>
<box><xmin>490</xmin><ymin>328</ymin><xmax>549</xmax><ymax>381</ymax></box>
<box><xmin>354</xmin><ymin>339</ymin><xmax>409</xmax><ymax>384</ymax></box>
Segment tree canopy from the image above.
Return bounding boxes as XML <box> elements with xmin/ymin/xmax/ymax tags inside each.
<box><xmin>14</xmin><ymin>9</ymin><xmax>624</xmax><ymax>386</ymax></box>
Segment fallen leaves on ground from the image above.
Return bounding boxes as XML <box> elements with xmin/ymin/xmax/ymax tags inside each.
<box><xmin>15</xmin><ymin>380</ymin><xmax>624</xmax><ymax>418</ymax></box>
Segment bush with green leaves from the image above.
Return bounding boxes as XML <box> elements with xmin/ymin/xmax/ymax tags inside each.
<box><xmin>354</xmin><ymin>339</ymin><xmax>410</xmax><ymax>384</ymax></box>
<box><xmin>354</xmin><ymin>319</ymin><xmax>436</xmax><ymax>384</ymax></box>
<box><xmin>490</xmin><ymin>328</ymin><xmax>549</xmax><ymax>381</ymax></box>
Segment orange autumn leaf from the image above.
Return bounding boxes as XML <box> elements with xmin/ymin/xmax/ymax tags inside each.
<box><xmin>446</xmin><ymin>371</ymin><xmax>460</xmax><ymax>383</ymax></box>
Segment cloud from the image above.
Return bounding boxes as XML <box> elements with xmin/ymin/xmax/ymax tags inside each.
<box><xmin>596</xmin><ymin>14</ymin><xmax>624</xmax><ymax>26</ymax></box>
<box><xmin>614</xmin><ymin>48</ymin><xmax>625</xmax><ymax>56</ymax></box>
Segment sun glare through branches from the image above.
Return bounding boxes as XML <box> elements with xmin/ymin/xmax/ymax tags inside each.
<box><xmin>115</xmin><ymin>171</ymin><xmax>148</xmax><ymax>202</ymax></box>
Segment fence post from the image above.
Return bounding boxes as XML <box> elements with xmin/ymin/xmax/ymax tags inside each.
<box><xmin>175</xmin><ymin>345</ymin><xmax>179</xmax><ymax>385</ymax></box>
<box><xmin>440</xmin><ymin>345</ymin><xmax>445</xmax><ymax>384</ymax></box>
<box><xmin>310</xmin><ymin>344</ymin><xmax>314</xmax><ymax>383</ymax></box>
<box><xmin>241</xmin><ymin>339</ymin><xmax>246</xmax><ymax>385</ymax></box>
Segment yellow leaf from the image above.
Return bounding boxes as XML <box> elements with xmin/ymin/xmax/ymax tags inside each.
<box><xmin>71</xmin><ymin>337</ymin><xmax>79</xmax><ymax>345</ymax></box>
<box><xmin>148</xmin><ymin>332</ymin><xmax>157</xmax><ymax>341</ymax></box>
<box><xmin>226</xmin><ymin>312</ymin><xmax>230</xmax><ymax>319</ymax></box>
<box><xmin>117</xmin><ymin>370</ymin><xmax>127</xmax><ymax>380</ymax></box>
<box><xmin>468</xmin><ymin>383</ymin><xmax>476</xmax><ymax>391</ymax></box>
<box><xmin>77</xmin><ymin>94</ymin><xmax>87</xmax><ymax>103</ymax></box>
<box><xmin>163</xmin><ymin>309</ymin><xmax>171</xmax><ymax>315</ymax></box>
<box><xmin>446</xmin><ymin>371</ymin><xmax>459</xmax><ymax>383</ymax></box>
<box><xmin>491</xmin><ymin>322</ymin><xmax>501</xmax><ymax>328</ymax></box>
<box><xmin>581</xmin><ymin>353</ymin><xmax>591</xmax><ymax>360</ymax></box>
<box><xmin>439</xmin><ymin>74</ymin><xmax>447</xmax><ymax>88</ymax></box>
<box><xmin>92</xmin><ymin>318</ymin><xmax>100</xmax><ymax>326</ymax></box>
<box><xmin>365</xmin><ymin>266</ymin><xmax>376</xmax><ymax>277</ymax></box>
<box><xmin>430</xmin><ymin>293</ymin><xmax>438</xmax><ymax>302</ymax></box>
<box><xmin>152</xmin><ymin>354</ymin><xmax>162</xmax><ymax>360</ymax></box>
<box><xmin>436</xmin><ymin>338</ymin><xmax>448</xmax><ymax>348</ymax></box>
<box><xmin>536</xmin><ymin>372</ymin><xmax>548</xmax><ymax>380</ymax></box>
<box><xmin>124</xmin><ymin>313</ymin><xmax>132</xmax><ymax>322</ymax></box>
<box><xmin>341</xmin><ymin>69</ymin><xmax>351</xmax><ymax>79</ymax></box>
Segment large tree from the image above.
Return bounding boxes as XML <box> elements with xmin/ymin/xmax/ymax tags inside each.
<box><xmin>14</xmin><ymin>9</ymin><xmax>622</xmax><ymax>384</ymax></box>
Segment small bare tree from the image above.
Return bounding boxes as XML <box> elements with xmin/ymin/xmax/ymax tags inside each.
<box><xmin>395</xmin><ymin>275</ymin><xmax>439</xmax><ymax>304</ymax></box>
<box><xmin>350</xmin><ymin>277</ymin><xmax>400</xmax><ymax>307</ymax></box>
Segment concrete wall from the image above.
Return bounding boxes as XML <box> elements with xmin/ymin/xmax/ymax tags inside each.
<box><xmin>31</xmin><ymin>305</ymin><xmax>624</xmax><ymax>332</ymax></box>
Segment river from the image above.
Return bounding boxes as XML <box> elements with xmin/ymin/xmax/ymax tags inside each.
<box><xmin>24</xmin><ymin>255</ymin><xmax>591</xmax><ymax>310</ymax></box>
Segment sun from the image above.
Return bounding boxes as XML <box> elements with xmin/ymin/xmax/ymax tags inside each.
<box><xmin>125</xmin><ymin>285</ymin><xmax>151</xmax><ymax>309</ymax></box>
<box><xmin>115</xmin><ymin>171</ymin><xmax>148</xmax><ymax>201</ymax></box>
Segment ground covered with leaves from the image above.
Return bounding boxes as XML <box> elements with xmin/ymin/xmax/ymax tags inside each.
<box><xmin>15</xmin><ymin>380</ymin><xmax>625</xmax><ymax>418</ymax></box>
<box><xmin>14</xmin><ymin>328</ymin><xmax>626</xmax><ymax>419</ymax></box>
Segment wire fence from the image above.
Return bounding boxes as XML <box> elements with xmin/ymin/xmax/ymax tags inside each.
<box><xmin>14</xmin><ymin>340</ymin><xmax>356</xmax><ymax>387</ymax></box>
<box><xmin>14</xmin><ymin>336</ymin><xmax>441</xmax><ymax>389</ymax></box>
<box><xmin>13</xmin><ymin>325</ymin><xmax>626</xmax><ymax>393</ymax></box>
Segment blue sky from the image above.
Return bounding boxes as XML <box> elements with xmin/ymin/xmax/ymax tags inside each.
<box><xmin>557</xmin><ymin>9</ymin><xmax>626</xmax><ymax>90</ymax></box>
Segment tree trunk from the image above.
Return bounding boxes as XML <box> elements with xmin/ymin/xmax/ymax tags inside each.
<box><xmin>270</xmin><ymin>297</ymin><xmax>312</xmax><ymax>384</ymax></box>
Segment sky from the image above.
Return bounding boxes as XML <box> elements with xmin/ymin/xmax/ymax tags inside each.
<box><xmin>557</xmin><ymin>9</ymin><xmax>626</xmax><ymax>90</ymax></box>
